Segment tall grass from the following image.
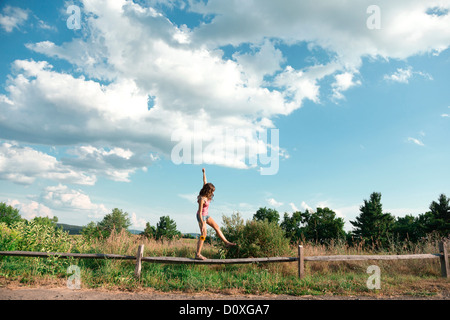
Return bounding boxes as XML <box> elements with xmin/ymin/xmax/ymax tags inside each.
<box><xmin>0</xmin><ymin>225</ymin><xmax>447</xmax><ymax>296</ymax></box>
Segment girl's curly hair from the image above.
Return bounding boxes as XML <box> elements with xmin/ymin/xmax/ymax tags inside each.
<box><xmin>199</xmin><ymin>182</ymin><xmax>215</xmax><ymax>200</ymax></box>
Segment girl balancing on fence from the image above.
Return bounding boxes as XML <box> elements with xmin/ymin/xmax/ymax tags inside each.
<box><xmin>195</xmin><ymin>168</ymin><xmax>236</xmax><ymax>260</ymax></box>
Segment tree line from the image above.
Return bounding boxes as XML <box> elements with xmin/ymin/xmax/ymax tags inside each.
<box><xmin>81</xmin><ymin>209</ymin><xmax>181</xmax><ymax>241</ymax></box>
<box><xmin>0</xmin><ymin>204</ymin><xmax>181</xmax><ymax>241</ymax></box>
<box><xmin>1</xmin><ymin>192</ymin><xmax>449</xmax><ymax>249</ymax></box>
<box><xmin>256</xmin><ymin>192</ymin><xmax>450</xmax><ymax>249</ymax></box>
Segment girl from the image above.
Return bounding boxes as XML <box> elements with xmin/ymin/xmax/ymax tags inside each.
<box><xmin>195</xmin><ymin>168</ymin><xmax>236</xmax><ymax>260</ymax></box>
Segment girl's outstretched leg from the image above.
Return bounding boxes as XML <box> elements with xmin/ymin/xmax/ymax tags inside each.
<box><xmin>206</xmin><ymin>217</ymin><xmax>236</xmax><ymax>246</ymax></box>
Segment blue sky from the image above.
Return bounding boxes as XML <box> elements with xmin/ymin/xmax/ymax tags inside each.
<box><xmin>0</xmin><ymin>0</ymin><xmax>449</xmax><ymax>233</ymax></box>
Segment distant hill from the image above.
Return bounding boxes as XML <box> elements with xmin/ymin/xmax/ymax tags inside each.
<box><xmin>56</xmin><ymin>223</ymin><xmax>196</xmax><ymax>237</ymax></box>
<box><xmin>183</xmin><ymin>233</ymin><xmax>200</xmax><ymax>239</ymax></box>
<box><xmin>56</xmin><ymin>223</ymin><xmax>84</xmax><ymax>235</ymax></box>
<box><xmin>56</xmin><ymin>223</ymin><xmax>143</xmax><ymax>235</ymax></box>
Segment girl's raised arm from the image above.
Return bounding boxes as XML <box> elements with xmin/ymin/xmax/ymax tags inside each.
<box><xmin>202</xmin><ymin>168</ymin><xmax>207</xmax><ymax>186</ymax></box>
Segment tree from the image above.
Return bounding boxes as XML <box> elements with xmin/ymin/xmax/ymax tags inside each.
<box><xmin>253</xmin><ymin>207</ymin><xmax>280</xmax><ymax>224</ymax></box>
<box><xmin>280</xmin><ymin>210</ymin><xmax>308</xmax><ymax>242</ymax></box>
<box><xmin>350</xmin><ymin>192</ymin><xmax>395</xmax><ymax>248</ymax></box>
<box><xmin>303</xmin><ymin>207</ymin><xmax>346</xmax><ymax>243</ymax></box>
<box><xmin>281</xmin><ymin>208</ymin><xmax>346</xmax><ymax>244</ymax></box>
<box><xmin>221</xmin><ymin>212</ymin><xmax>290</xmax><ymax>258</ymax></box>
<box><xmin>81</xmin><ymin>221</ymin><xmax>102</xmax><ymax>240</ymax></box>
<box><xmin>96</xmin><ymin>208</ymin><xmax>131</xmax><ymax>238</ymax></box>
<box><xmin>426</xmin><ymin>194</ymin><xmax>450</xmax><ymax>237</ymax></box>
<box><xmin>392</xmin><ymin>215</ymin><xmax>418</xmax><ymax>242</ymax></box>
<box><xmin>0</xmin><ymin>202</ymin><xmax>22</xmax><ymax>226</ymax></box>
<box><xmin>33</xmin><ymin>216</ymin><xmax>58</xmax><ymax>227</ymax></box>
<box><xmin>142</xmin><ymin>222</ymin><xmax>156</xmax><ymax>239</ymax></box>
<box><xmin>155</xmin><ymin>216</ymin><xmax>180</xmax><ymax>240</ymax></box>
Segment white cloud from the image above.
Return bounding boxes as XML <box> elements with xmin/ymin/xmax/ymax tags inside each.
<box><xmin>442</xmin><ymin>114</ymin><xmax>449</xmax><ymax>118</ymax></box>
<box><xmin>130</xmin><ymin>212</ymin><xmax>146</xmax><ymax>230</ymax></box>
<box><xmin>63</xmin><ymin>145</ymin><xmax>150</xmax><ymax>182</ymax></box>
<box><xmin>332</xmin><ymin>72</ymin><xmax>361</xmax><ymax>100</ymax></box>
<box><xmin>232</xmin><ymin>39</ymin><xmax>285</xmax><ymax>87</ymax></box>
<box><xmin>300</xmin><ymin>201</ymin><xmax>314</xmax><ymax>212</ymax></box>
<box><xmin>7</xmin><ymin>199</ymin><xmax>53</xmax><ymax>220</ymax></box>
<box><xmin>274</xmin><ymin>65</ymin><xmax>322</xmax><ymax>109</ymax></box>
<box><xmin>289</xmin><ymin>202</ymin><xmax>299</xmax><ymax>212</ymax></box>
<box><xmin>0</xmin><ymin>6</ymin><xmax>28</xmax><ymax>32</ymax></box>
<box><xmin>1</xmin><ymin>0</ymin><xmax>450</xmax><ymax>176</ymax></box>
<box><xmin>0</xmin><ymin>142</ymin><xmax>96</xmax><ymax>185</ymax></box>
<box><xmin>267</xmin><ymin>198</ymin><xmax>283</xmax><ymax>207</ymax></box>
<box><xmin>407</xmin><ymin>137</ymin><xmax>425</xmax><ymax>147</ymax></box>
<box><xmin>41</xmin><ymin>184</ymin><xmax>109</xmax><ymax>219</ymax></box>
<box><xmin>0</xmin><ymin>141</ymin><xmax>153</xmax><ymax>186</ymax></box>
<box><xmin>333</xmin><ymin>204</ymin><xmax>361</xmax><ymax>231</ymax></box>
<box><xmin>384</xmin><ymin>66</ymin><xmax>433</xmax><ymax>84</ymax></box>
<box><xmin>384</xmin><ymin>67</ymin><xmax>413</xmax><ymax>83</ymax></box>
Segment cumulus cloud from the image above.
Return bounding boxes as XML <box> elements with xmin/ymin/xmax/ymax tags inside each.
<box><xmin>289</xmin><ymin>202</ymin><xmax>299</xmax><ymax>212</ymax></box>
<box><xmin>1</xmin><ymin>0</ymin><xmax>449</xmax><ymax>181</ymax></box>
<box><xmin>332</xmin><ymin>72</ymin><xmax>361</xmax><ymax>100</ymax></box>
<box><xmin>130</xmin><ymin>212</ymin><xmax>147</xmax><ymax>229</ymax></box>
<box><xmin>0</xmin><ymin>142</ymin><xmax>96</xmax><ymax>185</ymax></box>
<box><xmin>190</xmin><ymin>0</ymin><xmax>450</xmax><ymax>61</ymax></box>
<box><xmin>7</xmin><ymin>199</ymin><xmax>53</xmax><ymax>220</ymax></box>
<box><xmin>63</xmin><ymin>146</ymin><xmax>151</xmax><ymax>182</ymax></box>
<box><xmin>40</xmin><ymin>184</ymin><xmax>109</xmax><ymax>218</ymax></box>
<box><xmin>267</xmin><ymin>198</ymin><xmax>283</xmax><ymax>207</ymax></box>
<box><xmin>0</xmin><ymin>141</ymin><xmax>153</xmax><ymax>185</ymax></box>
<box><xmin>300</xmin><ymin>201</ymin><xmax>314</xmax><ymax>213</ymax></box>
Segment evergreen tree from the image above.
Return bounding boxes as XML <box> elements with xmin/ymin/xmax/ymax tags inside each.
<box><xmin>350</xmin><ymin>192</ymin><xmax>395</xmax><ymax>248</ymax></box>
<box><xmin>426</xmin><ymin>194</ymin><xmax>450</xmax><ymax>237</ymax></box>
<box><xmin>142</xmin><ymin>222</ymin><xmax>156</xmax><ymax>239</ymax></box>
<box><xmin>392</xmin><ymin>214</ymin><xmax>419</xmax><ymax>242</ymax></box>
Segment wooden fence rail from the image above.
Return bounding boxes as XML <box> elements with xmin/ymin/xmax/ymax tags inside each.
<box><xmin>0</xmin><ymin>241</ymin><xmax>448</xmax><ymax>279</ymax></box>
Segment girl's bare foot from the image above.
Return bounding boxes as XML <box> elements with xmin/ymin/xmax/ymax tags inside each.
<box><xmin>225</xmin><ymin>242</ymin><xmax>236</xmax><ymax>247</ymax></box>
<box><xmin>195</xmin><ymin>254</ymin><xmax>207</xmax><ymax>260</ymax></box>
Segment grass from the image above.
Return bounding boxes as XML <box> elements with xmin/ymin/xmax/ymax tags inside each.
<box><xmin>1</xmin><ymin>230</ymin><xmax>449</xmax><ymax>298</ymax></box>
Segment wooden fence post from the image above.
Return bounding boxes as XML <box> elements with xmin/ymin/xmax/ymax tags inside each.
<box><xmin>134</xmin><ymin>244</ymin><xmax>144</xmax><ymax>279</ymax></box>
<box><xmin>298</xmin><ymin>245</ymin><xmax>305</xmax><ymax>279</ymax></box>
<box><xmin>439</xmin><ymin>241</ymin><xmax>449</xmax><ymax>278</ymax></box>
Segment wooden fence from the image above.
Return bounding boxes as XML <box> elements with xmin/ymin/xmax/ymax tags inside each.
<box><xmin>0</xmin><ymin>241</ymin><xmax>448</xmax><ymax>279</ymax></box>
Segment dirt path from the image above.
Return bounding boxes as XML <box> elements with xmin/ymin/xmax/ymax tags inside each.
<box><xmin>1</xmin><ymin>285</ymin><xmax>449</xmax><ymax>300</ymax></box>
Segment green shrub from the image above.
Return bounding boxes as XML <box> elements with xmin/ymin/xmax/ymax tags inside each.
<box><xmin>0</xmin><ymin>222</ymin><xmax>22</xmax><ymax>251</ymax></box>
<box><xmin>220</xmin><ymin>213</ymin><xmax>291</xmax><ymax>258</ymax></box>
<box><xmin>0</xmin><ymin>220</ymin><xmax>80</xmax><ymax>275</ymax></box>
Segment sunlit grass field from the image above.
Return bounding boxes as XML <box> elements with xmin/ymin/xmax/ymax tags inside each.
<box><xmin>1</xmin><ymin>229</ymin><xmax>448</xmax><ymax>297</ymax></box>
